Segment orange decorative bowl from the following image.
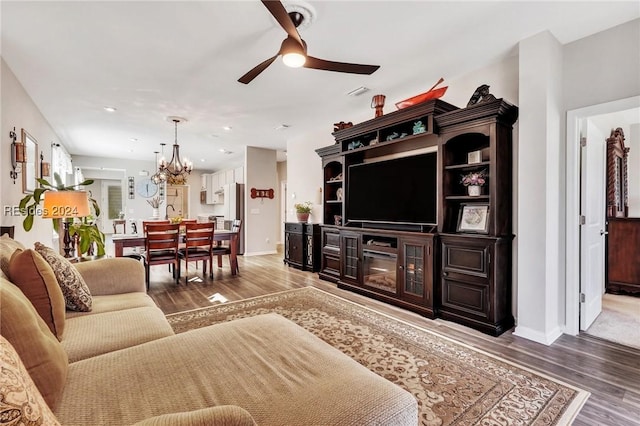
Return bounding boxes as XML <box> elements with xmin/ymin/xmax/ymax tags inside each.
<box><xmin>395</xmin><ymin>86</ymin><xmax>448</xmax><ymax>110</ymax></box>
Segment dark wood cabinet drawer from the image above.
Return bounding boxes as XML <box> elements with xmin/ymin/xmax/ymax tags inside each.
<box><xmin>324</xmin><ymin>231</ymin><xmax>340</xmax><ymax>248</ymax></box>
<box><xmin>441</xmin><ymin>278</ymin><xmax>489</xmax><ymax>319</ymax></box>
<box><xmin>285</xmin><ymin>223</ymin><xmax>303</xmax><ymax>233</ymax></box>
<box><xmin>442</xmin><ymin>241</ymin><xmax>490</xmax><ymax>278</ymax></box>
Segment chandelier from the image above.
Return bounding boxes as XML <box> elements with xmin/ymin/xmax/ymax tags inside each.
<box><xmin>150</xmin><ymin>149</ymin><xmax>166</xmax><ymax>184</ymax></box>
<box><xmin>157</xmin><ymin>116</ymin><xmax>192</xmax><ymax>185</ymax></box>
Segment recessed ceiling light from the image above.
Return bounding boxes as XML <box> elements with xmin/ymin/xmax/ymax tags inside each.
<box><xmin>219</xmin><ymin>148</ymin><xmax>227</xmax><ymax>153</ymax></box>
<box><xmin>130</xmin><ymin>138</ymin><xmax>138</xmax><ymax>142</ymax></box>
<box><xmin>103</xmin><ymin>106</ymin><xmax>117</xmax><ymax>112</ymax></box>
<box><xmin>222</xmin><ymin>126</ymin><xmax>232</xmax><ymax>131</ymax></box>
<box><xmin>200</xmin><ymin>158</ymin><xmax>206</xmax><ymax>162</ymax></box>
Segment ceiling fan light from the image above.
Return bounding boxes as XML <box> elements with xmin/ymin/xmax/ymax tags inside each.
<box><xmin>283</xmin><ymin>52</ymin><xmax>306</xmax><ymax>68</ymax></box>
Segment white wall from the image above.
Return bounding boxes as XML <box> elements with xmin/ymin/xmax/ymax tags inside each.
<box><xmin>563</xmin><ymin>19</ymin><xmax>640</xmax><ymax>111</ymax></box>
<box><xmin>1</xmin><ymin>59</ymin><xmax>60</xmax><ymax>247</ymax></box>
<box><xmin>244</xmin><ymin>146</ymin><xmax>278</xmax><ymax>255</ymax></box>
<box><xmin>514</xmin><ymin>31</ymin><xmax>565</xmax><ymax>345</ymax></box>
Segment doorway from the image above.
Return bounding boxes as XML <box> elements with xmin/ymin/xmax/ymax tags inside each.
<box><xmin>565</xmin><ymin>95</ymin><xmax>640</xmax><ymax>337</ymax></box>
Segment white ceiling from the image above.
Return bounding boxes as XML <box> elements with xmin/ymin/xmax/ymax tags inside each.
<box><xmin>2</xmin><ymin>1</ymin><xmax>639</xmax><ymax>171</ymax></box>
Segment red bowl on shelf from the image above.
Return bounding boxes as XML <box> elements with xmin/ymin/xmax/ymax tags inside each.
<box><xmin>395</xmin><ymin>86</ymin><xmax>448</xmax><ymax>110</ymax></box>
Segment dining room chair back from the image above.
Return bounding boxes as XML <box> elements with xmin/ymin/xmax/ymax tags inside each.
<box><xmin>178</xmin><ymin>222</ymin><xmax>215</xmax><ymax>283</ymax></box>
<box><xmin>143</xmin><ymin>222</ymin><xmax>180</xmax><ymax>288</ymax></box>
<box><xmin>213</xmin><ymin>219</ymin><xmax>242</xmax><ymax>274</ymax></box>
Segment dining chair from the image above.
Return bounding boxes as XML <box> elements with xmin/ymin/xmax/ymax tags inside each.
<box><xmin>212</xmin><ymin>219</ymin><xmax>242</xmax><ymax>274</ymax></box>
<box><xmin>178</xmin><ymin>222</ymin><xmax>215</xmax><ymax>283</ymax></box>
<box><xmin>142</xmin><ymin>222</ymin><xmax>181</xmax><ymax>289</ymax></box>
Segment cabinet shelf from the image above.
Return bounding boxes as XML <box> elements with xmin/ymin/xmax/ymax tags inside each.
<box><xmin>326</xmin><ymin>179</ymin><xmax>343</xmax><ymax>184</ymax></box>
<box><xmin>326</xmin><ymin>200</ymin><xmax>342</xmax><ymax>204</ymax></box>
<box><xmin>445</xmin><ymin>195</ymin><xmax>490</xmax><ymax>201</ymax></box>
<box><xmin>445</xmin><ymin>161</ymin><xmax>490</xmax><ymax>170</ymax></box>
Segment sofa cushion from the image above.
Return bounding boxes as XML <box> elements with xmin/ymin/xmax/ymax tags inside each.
<box><xmin>55</xmin><ymin>313</ymin><xmax>417</xmax><ymax>425</ymax></box>
<box><xmin>8</xmin><ymin>248</ymin><xmax>66</xmax><ymax>339</ymax></box>
<box><xmin>34</xmin><ymin>242</ymin><xmax>92</xmax><ymax>312</ymax></box>
<box><xmin>0</xmin><ymin>335</ymin><xmax>62</xmax><ymax>426</ymax></box>
<box><xmin>132</xmin><ymin>406</ymin><xmax>257</xmax><ymax>426</ymax></box>
<box><xmin>63</xmin><ymin>306</ymin><xmax>175</xmax><ymax>362</ymax></box>
<box><xmin>0</xmin><ymin>233</ymin><xmax>25</xmax><ymax>278</ymax></box>
<box><xmin>65</xmin><ymin>292</ymin><xmax>158</xmax><ymax>319</ymax></box>
<box><xmin>0</xmin><ymin>278</ymin><xmax>68</xmax><ymax>410</ymax></box>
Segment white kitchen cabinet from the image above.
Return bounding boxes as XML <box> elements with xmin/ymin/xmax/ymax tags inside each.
<box><xmin>206</xmin><ymin>173</ymin><xmax>219</xmax><ymax>204</ymax></box>
<box><xmin>217</xmin><ymin>171</ymin><xmax>226</xmax><ymax>188</ymax></box>
<box><xmin>234</xmin><ymin>166</ymin><xmax>244</xmax><ymax>184</ymax></box>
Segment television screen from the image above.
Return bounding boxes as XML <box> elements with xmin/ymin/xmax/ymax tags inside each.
<box><xmin>346</xmin><ymin>153</ymin><xmax>437</xmax><ymax>225</ymax></box>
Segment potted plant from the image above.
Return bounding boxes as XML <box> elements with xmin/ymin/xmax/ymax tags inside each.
<box><xmin>294</xmin><ymin>201</ymin><xmax>313</xmax><ymax>223</ymax></box>
<box><xmin>19</xmin><ymin>173</ymin><xmax>106</xmax><ymax>256</ymax></box>
<box><xmin>460</xmin><ymin>169</ymin><xmax>487</xmax><ymax>197</ymax></box>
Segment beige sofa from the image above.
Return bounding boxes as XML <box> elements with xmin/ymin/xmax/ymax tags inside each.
<box><xmin>0</xmin><ymin>235</ymin><xmax>418</xmax><ymax>425</ymax></box>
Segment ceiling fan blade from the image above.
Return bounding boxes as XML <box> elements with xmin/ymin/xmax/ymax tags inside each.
<box><xmin>304</xmin><ymin>56</ymin><xmax>380</xmax><ymax>75</ymax></box>
<box><xmin>261</xmin><ymin>0</ymin><xmax>304</xmax><ymax>46</ymax></box>
<box><xmin>238</xmin><ymin>54</ymin><xmax>279</xmax><ymax>84</ymax></box>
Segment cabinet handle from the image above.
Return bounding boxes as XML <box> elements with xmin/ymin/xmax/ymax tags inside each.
<box><xmin>399</xmin><ymin>265</ymin><xmax>404</xmax><ymax>270</ymax></box>
<box><xmin>442</xmin><ymin>271</ymin><xmax>448</xmax><ymax>277</ymax></box>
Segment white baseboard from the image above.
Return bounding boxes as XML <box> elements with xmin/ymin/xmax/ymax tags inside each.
<box><xmin>513</xmin><ymin>325</ymin><xmax>563</xmax><ymax>346</ymax></box>
<box><xmin>242</xmin><ymin>250</ymin><xmax>278</xmax><ymax>257</ymax></box>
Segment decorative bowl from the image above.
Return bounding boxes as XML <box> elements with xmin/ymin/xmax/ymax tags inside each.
<box><xmin>395</xmin><ymin>86</ymin><xmax>448</xmax><ymax>110</ymax></box>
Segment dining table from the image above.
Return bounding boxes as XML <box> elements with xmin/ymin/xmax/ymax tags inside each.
<box><xmin>112</xmin><ymin>229</ymin><xmax>239</xmax><ymax>275</ymax></box>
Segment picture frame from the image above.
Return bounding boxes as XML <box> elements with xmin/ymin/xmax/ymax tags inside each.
<box><xmin>457</xmin><ymin>203</ymin><xmax>489</xmax><ymax>233</ymax></box>
<box><xmin>21</xmin><ymin>129</ymin><xmax>38</xmax><ymax>194</ymax></box>
<box><xmin>467</xmin><ymin>150</ymin><xmax>482</xmax><ymax>164</ymax></box>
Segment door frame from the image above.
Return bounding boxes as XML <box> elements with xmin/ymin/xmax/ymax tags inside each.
<box><xmin>565</xmin><ymin>95</ymin><xmax>640</xmax><ymax>335</ymax></box>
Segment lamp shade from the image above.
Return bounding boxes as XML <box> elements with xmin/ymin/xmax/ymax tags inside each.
<box><xmin>42</xmin><ymin>191</ymin><xmax>91</xmax><ymax>219</ymax></box>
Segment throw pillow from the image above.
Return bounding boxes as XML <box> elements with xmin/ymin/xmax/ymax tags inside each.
<box><xmin>0</xmin><ymin>233</ymin><xmax>26</xmax><ymax>279</ymax></box>
<box><xmin>8</xmin><ymin>248</ymin><xmax>66</xmax><ymax>339</ymax></box>
<box><xmin>0</xmin><ymin>335</ymin><xmax>62</xmax><ymax>426</ymax></box>
<box><xmin>0</xmin><ymin>278</ymin><xmax>68</xmax><ymax>410</ymax></box>
<box><xmin>34</xmin><ymin>242</ymin><xmax>92</xmax><ymax>312</ymax></box>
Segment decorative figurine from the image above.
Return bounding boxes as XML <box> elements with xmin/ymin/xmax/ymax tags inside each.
<box><xmin>386</xmin><ymin>132</ymin><xmax>400</xmax><ymax>141</ymax></box>
<box><xmin>371</xmin><ymin>94</ymin><xmax>386</xmax><ymax>118</ymax></box>
<box><xmin>348</xmin><ymin>140</ymin><xmax>364</xmax><ymax>150</ymax></box>
<box><xmin>333</xmin><ymin>121</ymin><xmax>353</xmax><ymax>132</ymax></box>
<box><xmin>413</xmin><ymin>120</ymin><xmax>426</xmax><ymax>134</ymax></box>
<box><xmin>467</xmin><ymin>84</ymin><xmax>497</xmax><ymax>107</ymax></box>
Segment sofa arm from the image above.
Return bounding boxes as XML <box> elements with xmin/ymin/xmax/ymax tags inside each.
<box><xmin>131</xmin><ymin>406</ymin><xmax>257</xmax><ymax>426</ymax></box>
<box><xmin>74</xmin><ymin>257</ymin><xmax>146</xmax><ymax>295</ymax></box>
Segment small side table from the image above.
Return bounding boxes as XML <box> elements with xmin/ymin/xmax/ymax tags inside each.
<box><xmin>113</xmin><ymin>219</ymin><xmax>126</xmax><ymax>234</ymax></box>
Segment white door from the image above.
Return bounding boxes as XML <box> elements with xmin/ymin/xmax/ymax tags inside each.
<box><xmin>579</xmin><ymin>120</ymin><xmax>606</xmax><ymax>330</ymax></box>
<box><xmin>101</xmin><ymin>179</ymin><xmax>124</xmax><ymax>234</ymax></box>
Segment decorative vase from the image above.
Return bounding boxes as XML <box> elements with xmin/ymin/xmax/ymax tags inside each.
<box><xmin>468</xmin><ymin>185</ymin><xmax>481</xmax><ymax>197</ymax></box>
<box><xmin>296</xmin><ymin>212</ymin><xmax>310</xmax><ymax>223</ymax></box>
<box><xmin>152</xmin><ymin>208</ymin><xmax>160</xmax><ymax>219</ymax></box>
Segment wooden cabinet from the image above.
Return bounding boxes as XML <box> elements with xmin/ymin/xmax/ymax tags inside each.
<box><xmin>398</xmin><ymin>235</ymin><xmax>435</xmax><ymax>315</ymax></box>
<box><xmin>284</xmin><ymin>223</ymin><xmax>321</xmax><ymax>272</ymax></box>
<box><xmin>315</xmin><ymin>98</ymin><xmax>517</xmax><ymax>335</ymax></box>
<box><xmin>319</xmin><ymin>226</ymin><xmax>341</xmax><ymax>282</ymax></box>
<box><xmin>607</xmin><ymin>218</ymin><xmax>640</xmax><ymax>295</ymax></box>
<box><xmin>440</xmin><ymin>234</ymin><xmax>513</xmax><ymax>336</ymax></box>
<box><xmin>336</xmin><ymin>229</ymin><xmax>436</xmax><ymax>318</ymax></box>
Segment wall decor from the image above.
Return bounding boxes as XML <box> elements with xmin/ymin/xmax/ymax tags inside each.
<box><xmin>128</xmin><ymin>176</ymin><xmax>135</xmax><ymax>199</ymax></box>
<box><xmin>457</xmin><ymin>203</ymin><xmax>490</xmax><ymax>234</ymax></box>
<box><xmin>250</xmin><ymin>188</ymin><xmax>274</xmax><ymax>199</ymax></box>
<box><xmin>21</xmin><ymin>129</ymin><xmax>38</xmax><ymax>194</ymax></box>
<box><xmin>9</xmin><ymin>127</ymin><xmax>25</xmax><ymax>184</ymax></box>
<box><xmin>40</xmin><ymin>151</ymin><xmax>50</xmax><ymax>177</ymax></box>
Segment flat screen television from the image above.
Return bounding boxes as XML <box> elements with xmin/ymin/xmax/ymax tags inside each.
<box><xmin>346</xmin><ymin>152</ymin><xmax>437</xmax><ymax>226</ymax></box>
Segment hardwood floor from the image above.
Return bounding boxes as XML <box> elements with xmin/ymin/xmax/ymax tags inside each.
<box><xmin>146</xmin><ymin>252</ymin><xmax>640</xmax><ymax>426</ymax></box>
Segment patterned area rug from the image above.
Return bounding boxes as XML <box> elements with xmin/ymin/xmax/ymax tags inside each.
<box><xmin>167</xmin><ymin>287</ymin><xmax>589</xmax><ymax>425</ymax></box>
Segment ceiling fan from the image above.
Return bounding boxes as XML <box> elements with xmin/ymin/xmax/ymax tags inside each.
<box><xmin>238</xmin><ymin>0</ymin><xmax>380</xmax><ymax>84</ymax></box>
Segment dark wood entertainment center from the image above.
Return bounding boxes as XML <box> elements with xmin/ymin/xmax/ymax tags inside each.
<box><xmin>316</xmin><ymin>98</ymin><xmax>518</xmax><ymax>336</ymax></box>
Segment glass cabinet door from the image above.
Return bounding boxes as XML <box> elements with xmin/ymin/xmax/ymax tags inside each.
<box><xmin>399</xmin><ymin>237</ymin><xmax>432</xmax><ymax>306</ymax></box>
